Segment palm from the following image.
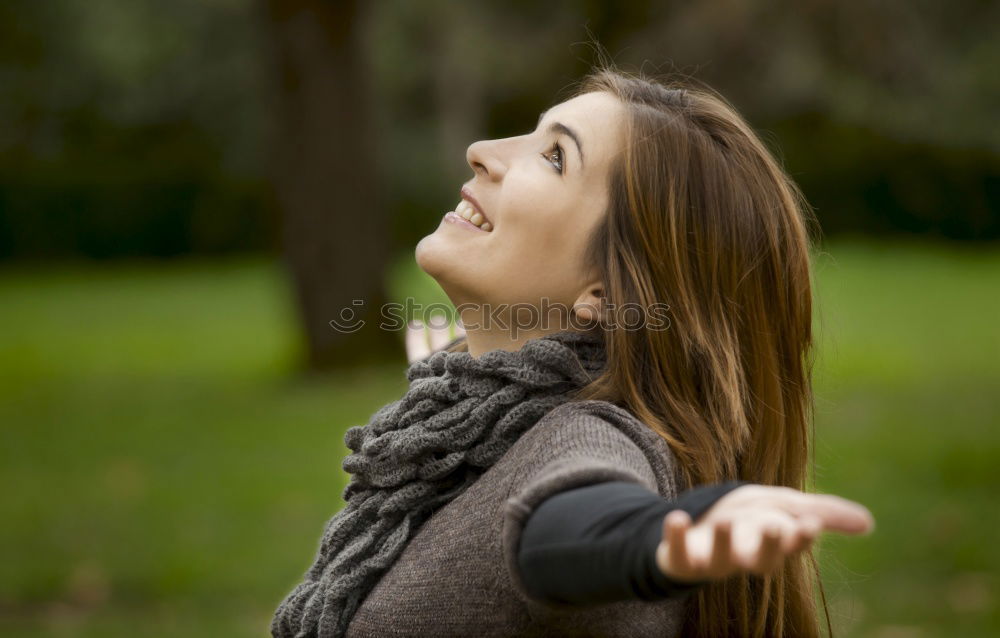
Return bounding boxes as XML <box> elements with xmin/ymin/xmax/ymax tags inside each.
<box><xmin>405</xmin><ymin>318</ymin><xmax>465</xmax><ymax>364</ymax></box>
<box><xmin>656</xmin><ymin>485</ymin><xmax>874</xmax><ymax>583</ymax></box>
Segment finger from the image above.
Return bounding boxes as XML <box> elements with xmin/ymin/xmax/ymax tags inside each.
<box><xmin>664</xmin><ymin>510</ymin><xmax>693</xmax><ymax>576</ymax></box>
<box><xmin>707</xmin><ymin>519</ymin><xmax>733</xmax><ymax>575</ymax></box>
<box><xmin>757</xmin><ymin>511</ymin><xmax>811</xmax><ymax>554</ymax></box>
<box><xmin>405</xmin><ymin>320</ymin><xmax>431</xmax><ymax>364</ymax></box>
<box><xmin>787</xmin><ymin>514</ymin><xmax>822</xmax><ymax>554</ymax></box>
<box><xmin>728</xmin><ymin>509</ymin><xmax>799</xmax><ymax>552</ymax></box>
<box><xmin>753</xmin><ymin>524</ymin><xmax>783</xmax><ymax>574</ymax></box>
<box><xmin>801</xmin><ymin>494</ymin><xmax>875</xmax><ymax>535</ymax></box>
<box><xmin>767</xmin><ymin>490</ymin><xmax>875</xmax><ymax>536</ymax></box>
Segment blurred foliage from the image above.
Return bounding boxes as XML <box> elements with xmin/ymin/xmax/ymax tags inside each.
<box><xmin>773</xmin><ymin>115</ymin><xmax>1000</xmax><ymax>239</ymax></box>
<box><xmin>1</xmin><ymin>0</ymin><xmax>998</xmax><ymax>262</ymax></box>
<box><xmin>1</xmin><ymin>240</ymin><xmax>998</xmax><ymax>636</ymax></box>
<box><xmin>0</xmin><ymin>0</ymin><xmax>274</xmax><ymax>259</ymax></box>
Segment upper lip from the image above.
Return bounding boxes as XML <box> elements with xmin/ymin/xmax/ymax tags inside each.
<box><xmin>460</xmin><ymin>186</ymin><xmax>492</xmax><ymax>226</ymax></box>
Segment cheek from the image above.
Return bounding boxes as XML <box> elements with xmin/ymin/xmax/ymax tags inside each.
<box><xmin>488</xmin><ymin>205</ymin><xmax>590</xmax><ymax>303</ymax></box>
<box><xmin>497</xmin><ymin>182</ymin><xmax>570</xmax><ymax>259</ymax></box>
<box><xmin>497</xmin><ymin>171</ymin><xmax>569</xmax><ymax>247</ymax></box>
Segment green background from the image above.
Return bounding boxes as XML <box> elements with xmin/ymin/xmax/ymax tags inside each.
<box><xmin>2</xmin><ymin>239</ymin><xmax>998</xmax><ymax>636</ymax></box>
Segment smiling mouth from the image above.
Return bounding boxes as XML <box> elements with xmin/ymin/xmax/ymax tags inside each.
<box><xmin>444</xmin><ymin>211</ymin><xmax>489</xmax><ymax>233</ymax></box>
<box><xmin>453</xmin><ymin>199</ymin><xmax>493</xmax><ymax>232</ymax></box>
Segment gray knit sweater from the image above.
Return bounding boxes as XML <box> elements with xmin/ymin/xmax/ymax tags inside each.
<box><xmin>343</xmin><ymin>398</ymin><xmax>691</xmax><ymax>638</ymax></box>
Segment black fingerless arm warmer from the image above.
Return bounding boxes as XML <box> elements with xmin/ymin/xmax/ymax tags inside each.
<box><xmin>517</xmin><ymin>480</ymin><xmax>749</xmax><ymax>604</ymax></box>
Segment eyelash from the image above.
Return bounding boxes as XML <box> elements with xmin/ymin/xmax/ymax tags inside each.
<box><xmin>543</xmin><ymin>142</ymin><xmax>564</xmax><ymax>174</ymax></box>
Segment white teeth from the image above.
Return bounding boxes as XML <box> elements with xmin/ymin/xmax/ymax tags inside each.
<box><xmin>451</xmin><ymin>199</ymin><xmax>493</xmax><ymax>231</ymax></box>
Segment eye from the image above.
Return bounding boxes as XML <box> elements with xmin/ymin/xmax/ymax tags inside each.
<box><xmin>543</xmin><ymin>143</ymin><xmax>564</xmax><ymax>174</ymax></box>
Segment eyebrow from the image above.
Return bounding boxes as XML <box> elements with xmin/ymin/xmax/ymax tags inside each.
<box><xmin>536</xmin><ymin>110</ymin><xmax>585</xmax><ymax>169</ymax></box>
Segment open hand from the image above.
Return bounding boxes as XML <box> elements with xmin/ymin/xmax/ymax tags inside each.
<box><xmin>655</xmin><ymin>484</ymin><xmax>874</xmax><ymax>583</ymax></box>
<box><xmin>405</xmin><ymin>318</ymin><xmax>465</xmax><ymax>364</ymax></box>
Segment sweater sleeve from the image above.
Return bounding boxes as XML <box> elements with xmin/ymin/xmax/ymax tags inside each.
<box><xmin>516</xmin><ymin>479</ymin><xmax>749</xmax><ymax>604</ymax></box>
<box><xmin>500</xmin><ymin>400</ymin><xmax>701</xmax><ymax>637</ymax></box>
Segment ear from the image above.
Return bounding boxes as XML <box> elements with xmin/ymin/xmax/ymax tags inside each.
<box><xmin>572</xmin><ymin>280</ymin><xmax>606</xmax><ymax>326</ymax></box>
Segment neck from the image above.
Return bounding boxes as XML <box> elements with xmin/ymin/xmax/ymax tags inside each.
<box><xmin>455</xmin><ymin>305</ymin><xmax>583</xmax><ymax>358</ymax></box>
<box><xmin>461</xmin><ymin>326</ymin><xmax>551</xmax><ymax>358</ymax></box>
<box><xmin>445</xmin><ymin>290</ymin><xmax>587</xmax><ymax>358</ymax></box>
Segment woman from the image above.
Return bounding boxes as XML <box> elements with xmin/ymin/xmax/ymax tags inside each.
<box><xmin>271</xmin><ymin>64</ymin><xmax>874</xmax><ymax>638</ymax></box>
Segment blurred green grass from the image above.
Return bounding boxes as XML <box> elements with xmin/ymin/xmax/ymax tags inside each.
<box><xmin>0</xmin><ymin>239</ymin><xmax>997</xmax><ymax>637</ymax></box>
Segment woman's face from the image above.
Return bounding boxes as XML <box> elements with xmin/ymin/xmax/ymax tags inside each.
<box><xmin>415</xmin><ymin>91</ymin><xmax>625</xmax><ymax>341</ymax></box>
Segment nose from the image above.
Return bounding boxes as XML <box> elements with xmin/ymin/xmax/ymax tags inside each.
<box><xmin>466</xmin><ymin>139</ymin><xmax>507</xmax><ymax>181</ymax></box>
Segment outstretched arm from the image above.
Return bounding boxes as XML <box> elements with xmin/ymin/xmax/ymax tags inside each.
<box><xmin>517</xmin><ymin>481</ymin><xmax>874</xmax><ymax>605</ymax></box>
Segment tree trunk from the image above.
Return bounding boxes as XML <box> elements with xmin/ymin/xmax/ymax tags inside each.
<box><xmin>261</xmin><ymin>0</ymin><xmax>399</xmax><ymax>370</ymax></box>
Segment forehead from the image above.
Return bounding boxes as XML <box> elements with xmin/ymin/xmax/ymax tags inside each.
<box><xmin>540</xmin><ymin>92</ymin><xmax>625</xmax><ymax>169</ymax></box>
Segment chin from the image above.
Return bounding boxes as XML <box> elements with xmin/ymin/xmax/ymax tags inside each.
<box><xmin>414</xmin><ymin>231</ymin><xmax>451</xmax><ymax>281</ymax></box>
<box><xmin>415</xmin><ymin>233</ymin><xmax>484</xmax><ymax>304</ymax></box>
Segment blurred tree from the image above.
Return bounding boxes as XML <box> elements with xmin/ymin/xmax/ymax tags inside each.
<box><xmin>261</xmin><ymin>0</ymin><xmax>398</xmax><ymax>369</ymax></box>
<box><xmin>0</xmin><ymin>0</ymin><xmax>275</xmax><ymax>260</ymax></box>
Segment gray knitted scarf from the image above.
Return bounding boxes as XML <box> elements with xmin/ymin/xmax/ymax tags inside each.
<box><xmin>270</xmin><ymin>328</ymin><xmax>608</xmax><ymax>638</ymax></box>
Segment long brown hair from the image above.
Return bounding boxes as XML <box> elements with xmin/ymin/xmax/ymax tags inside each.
<box><xmin>573</xmin><ymin>65</ymin><xmax>829</xmax><ymax>637</ymax></box>
<box><xmin>446</xmin><ymin>64</ymin><xmax>829</xmax><ymax>637</ymax></box>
